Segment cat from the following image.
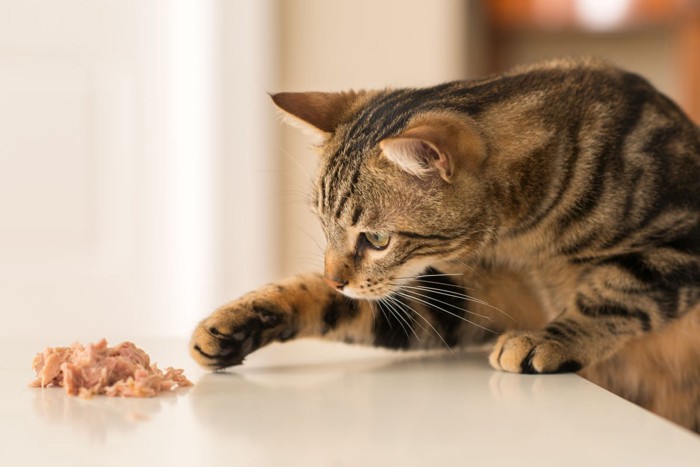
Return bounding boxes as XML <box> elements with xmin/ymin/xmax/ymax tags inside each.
<box><xmin>190</xmin><ymin>57</ymin><xmax>700</xmax><ymax>433</ymax></box>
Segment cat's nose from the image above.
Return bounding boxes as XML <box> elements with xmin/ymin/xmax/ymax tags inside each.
<box><xmin>324</xmin><ymin>275</ymin><xmax>348</xmax><ymax>291</ymax></box>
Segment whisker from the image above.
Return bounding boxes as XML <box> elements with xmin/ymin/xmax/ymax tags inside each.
<box><xmin>403</xmin><ymin>278</ymin><xmax>479</xmax><ymax>291</ymax></box>
<box><xmin>395</xmin><ymin>290</ymin><xmax>497</xmax><ymax>335</ymax></box>
<box><xmin>366</xmin><ymin>299</ymin><xmax>377</xmax><ymax>320</ymax></box>
<box><xmin>391</xmin><ymin>282</ymin><xmax>479</xmax><ymax>301</ymax></box>
<box><xmin>395</xmin><ymin>286</ymin><xmax>494</xmax><ymax>322</ymax></box>
<box><xmin>393</xmin><ymin>273</ymin><xmax>465</xmax><ymax>280</ymax></box>
<box><xmin>390</xmin><ymin>308</ymin><xmax>412</xmax><ymax>340</ymax></box>
<box><xmin>396</xmin><ymin>284</ymin><xmax>511</xmax><ymax>321</ymax></box>
<box><xmin>387</xmin><ymin>295</ymin><xmax>453</xmax><ymax>352</ymax></box>
<box><xmin>291</xmin><ymin>224</ymin><xmax>325</xmax><ymax>254</ymax></box>
<box><xmin>448</xmin><ymin>258</ymin><xmax>484</xmax><ymax>281</ymax></box>
<box><xmin>375</xmin><ymin>298</ymin><xmax>393</xmax><ymax>330</ymax></box>
<box><xmin>380</xmin><ymin>297</ymin><xmax>421</xmax><ymax>342</ymax></box>
<box><xmin>276</xmin><ymin>145</ymin><xmax>314</xmax><ymax>184</ymax></box>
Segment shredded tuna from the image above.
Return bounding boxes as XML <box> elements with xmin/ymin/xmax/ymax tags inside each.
<box><xmin>30</xmin><ymin>339</ymin><xmax>193</xmax><ymax>398</ymax></box>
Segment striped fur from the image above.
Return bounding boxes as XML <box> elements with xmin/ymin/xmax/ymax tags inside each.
<box><xmin>191</xmin><ymin>58</ymin><xmax>700</xmax><ymax>433</ymax></box>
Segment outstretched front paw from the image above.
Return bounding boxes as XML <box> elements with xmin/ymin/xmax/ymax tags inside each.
<box><xmin>190</xmin><ymin>297</ymin><xmax>295</xmax><ymax>370</ymax></box>
<box><xmin>489</xmin><ymin>331</ymin><xmax>583</xmax><ymax>374</ymax></box>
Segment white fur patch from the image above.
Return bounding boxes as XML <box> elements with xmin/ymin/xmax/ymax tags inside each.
<box><xmin>380</xmin><ymin>138</ymin><xmax>438</xmax><ymax>178</ymax></box>
<box><xmin>274</xmin><ymin>108</ymin><xmax>328</xmax><ymax>145</ymax></box>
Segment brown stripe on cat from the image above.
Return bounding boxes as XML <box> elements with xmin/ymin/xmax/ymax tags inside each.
<box><xmin>322</xmin><ymin>153</ymin><xmax>347</xmax><ymax>210</ymax></box>
<box><xmin>318</xmin><ymin>178</ymin><xmax>326</xmax><ymax>211</ymax></box>
<box><xmin>333</xmin><ymin>170</ymin><xmax>362</xmax><ymax>219</ymax></box>
<box><xmin>395</xmin><ymin>242</ymin><xmax>435</xmax><ymax>264</ymax></box>
<box><xmin>396</xmin><ymin>231</ymin><xmax>460</xmax><ymax>241</ymax></box>
<box><xmin>559</xmin><ymin>229</ymin><xmax>604</xmax><ymax>258</ymax></box>
<box><xmin>602</xmin><ymin>251</ymin><xmax>700</xmax><ymax>300</ymax></box>
<box><xmin>321</xmin><ymin>294</ymin><xmax>360</xmax><ymax>335</ymax></box>
<box><xmin>409</xmin><ymin>243</ymin><xmax>469</xmax><ymax>260</ymax></box>
<box><xmin>553</xmin><ymin>145</ymin><xmax>611</xmax><ymax>235</ymax></box>
<box><xmin>598</xmin><ymin>253</ymin><xmax>656</xmax><ymax>283</ymax></box>
<box><xmin>350</xmin><ymin>205</ymin><xmax>363</xmax><ymax>226</ymax></box>
<box><xmin>392</xmin><ymin>236</ymin><xmax>472</xmax><ymax>267</ymax></box>
<box><xmin>322</xmin><ymin>172</ymin><xmax>333</xmax><ymax>211</ymax></box>
<box><xmin>506</xmin><ymin>129</ymin><xmax>581</xmax><ymax>237</ymax></box>
<box><xmin>554</xmin><ymin>76</ymin><xmax>650</xmax><ymax>236</ymax></box>
<box><xmin>575</xmin><ymin>297</ymin><xmax>652</xmax><ymax>332</ymax></box>
<box><xmin>334</xmin><ymin>193</ymin><xmax>350</xmax><ymax>219</ymax></box>
<box><xmin>344</xmin><ymin>89</ymin><xmax>417</xmax><ymax>148</ymax></box>
<box><xmin>545</xmin><ymin>321</ymin><xmax>582</xmax><ymax>340</ymax></box>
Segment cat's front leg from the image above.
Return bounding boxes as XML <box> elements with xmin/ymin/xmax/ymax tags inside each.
<box><xmin>190</xmin><ymin>273</ymin><xmax>374</xmax><ymax>369</ymax></box>
<box><xmin>489</xmin><ymin>255</ymin><xmax>687</xmax><ymax>374</ymax></box>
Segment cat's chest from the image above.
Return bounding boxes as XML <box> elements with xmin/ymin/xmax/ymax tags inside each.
<box><xmin>477</xmin><ymin>237</ymin><xmax>581</xmax><ymax>319</ymax></box>
<box><xmin>479</xmin><ymin>231</ymin><xmax>556</xmax><ymax>271</ymax></box>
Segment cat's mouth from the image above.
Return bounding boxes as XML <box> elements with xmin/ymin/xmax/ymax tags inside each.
<box><xmin>339</xmin><ymin>285</ymin><xmax>392</xmax><ymax>301</ymax></box>
<box><xmin>338</xmin><ymin>264</ymin><xmax>434</xmax><ymax>299</ymax></box>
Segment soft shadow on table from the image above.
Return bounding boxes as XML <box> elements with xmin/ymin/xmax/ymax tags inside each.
<box><xmin>187</xmin><ymin>350</ymin><xmax>492</xmax><ymax>437</ymax></box>
<box><xmin>31</xmin><ymin>386</ymin><xmax>192</xmax><ymax>443</ymax></box>
<box><xmin>194</xmin><ymin>348</ymin><xmax>471</xmax><ymax>391</ymax></box>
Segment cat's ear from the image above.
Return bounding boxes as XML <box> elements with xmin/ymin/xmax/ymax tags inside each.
<box><xmin>270</xmin><ymin>91</ymin><xmax>360</xmax><ymax>137</ymax></box>
<box><xmin>379</xmin><ymin>132</ymin><xmax>451</xmax><ymax>181</ymax></box>
<box><xmin>379</xmin><ymin>114</ymin><xmax>485</xmax><ymax>183</ymax></box>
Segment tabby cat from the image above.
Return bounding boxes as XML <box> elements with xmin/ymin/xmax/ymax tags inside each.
<box><xmin>191</xmin><ymin>58</ymin><xmax>700</xmax><ymax>433</ymax></box>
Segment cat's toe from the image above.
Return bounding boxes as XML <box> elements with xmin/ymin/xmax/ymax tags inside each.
<box><xmin>489</xmin><ymin>332</ymin><xmax>582</xmax><ymax>374</ymax></box>
<box><xmin>190</xmin><ymin>320</ymin><xmax>254</xmax><ymax>370</ymax></box>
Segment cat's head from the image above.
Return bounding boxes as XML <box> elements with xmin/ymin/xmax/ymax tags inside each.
<box><xmin>272</xmin><ymin>90</ymin><xmax>497</xmax><ymax>299</ymax></box>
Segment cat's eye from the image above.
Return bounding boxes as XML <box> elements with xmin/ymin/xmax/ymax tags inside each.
<box><xmin>362</xmin><ymin>232</ymin><xmax>391</xmax><ymax>250</ymax></box>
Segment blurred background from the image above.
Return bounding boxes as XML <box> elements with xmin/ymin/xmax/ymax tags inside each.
<box><xmin>1</xmin><ymin>0</ymin><xmax>698</xmax><ymax>342</ymax></box>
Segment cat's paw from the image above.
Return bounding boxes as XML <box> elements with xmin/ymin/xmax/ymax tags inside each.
<box><xmin>489</xmin><ymin>331</ymin><xmax>583</xmax><ymax>374</ymax></box>
<box><xmin>190</xmin><ymin>298</ymin><xmax>295</xmax><ymax>370</ymax></box>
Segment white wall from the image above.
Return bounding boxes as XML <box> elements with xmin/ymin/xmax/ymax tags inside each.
<box><xmin>0</xmin><ymin>0</ymin><xmax>277</xmax><ymax>341</ymax></box>
<box><xmin>0</xmin><ymin>0</ymin><xmax>468</xmax><ymax>352</ymax></box>
<box><xmin>219</xmin><ymin>0</ymin><xmax>280</xmax><ymax>292</ymax></box>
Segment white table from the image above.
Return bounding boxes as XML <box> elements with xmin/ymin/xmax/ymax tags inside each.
<box><xmin>1</xmin><ymin>338</ymin><xmax>698</xmax><ymax>466</ymax></box>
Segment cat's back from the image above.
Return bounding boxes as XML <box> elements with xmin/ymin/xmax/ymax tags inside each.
<box><xmin>465</xmin><ymin>57</ymin><xmax>697</xmax><ymax>135</ymax></box>
<box><xmin>471</xmin><ymin>57</ymin><xmax>700</xmax><ymax>267</ymax></box>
